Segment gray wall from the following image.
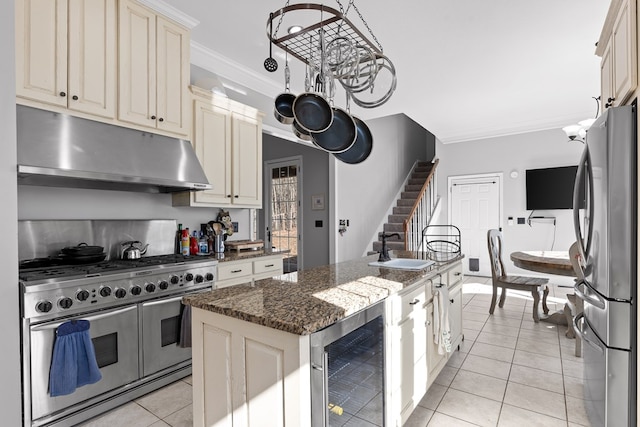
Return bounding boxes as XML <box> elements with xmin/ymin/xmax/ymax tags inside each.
<box><xmin>335</xmin><ymin>113</ymin><xmax>436</xmax><ymax>261</ymax></box>
<box><xmin>1</xmin><ymin>0</ymin><xmax>21</xmax><ymax>424</ymax></box>
<box><xmin>261</xmin><ymin>134</ymin><xmax>331</xmax><ymax>268</ymax></box>
<box><xmin>435</xmin><ymin>127</ymin><xmax>584</xmax><ymax>281</ymax></box>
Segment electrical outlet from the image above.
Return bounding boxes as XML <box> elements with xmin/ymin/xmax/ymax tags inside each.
<box><xmin>315</xmin><ymin>220</ymin><xmax>323</xmax><ymax>227</ymax></box>
<box><xmin>232</xmin><ymin>222</ymin><xmax>238</xmax><ymax>232</ymax></box>
<box><xmin>517</xmin><ymin>217</ymin><xmax>525</xmax><ymax>225</ymax></box>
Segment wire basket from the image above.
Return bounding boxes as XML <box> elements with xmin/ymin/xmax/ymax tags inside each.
<box><xmin>422</xmin><ymin>225</ymin><xmax>461</xmax><ymax>262</ymax></box>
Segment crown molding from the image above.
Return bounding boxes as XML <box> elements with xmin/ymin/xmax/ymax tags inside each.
<box><xmin>190</xmin><ymin>41</ymin><xmax>282</xmax><ymax>98</ymax></box>
<box><xmin>136</xmin><ymin>0</ymin><xmax>200</xmax><ymax>29</ymax></box>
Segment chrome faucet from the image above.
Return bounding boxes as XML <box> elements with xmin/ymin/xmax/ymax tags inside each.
<box><xmin>378</xmin><ymin>232</ymin><xmax>401</xmax><ymax>262</ymax></box>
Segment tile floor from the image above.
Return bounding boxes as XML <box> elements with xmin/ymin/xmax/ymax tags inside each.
<box><xmin>80</xmin><ymin>276</ymin><xmax>591</xmax><ymax>427</ymax></box>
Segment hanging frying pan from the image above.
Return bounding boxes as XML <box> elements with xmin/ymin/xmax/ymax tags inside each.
<box><xmin>311</xmin><ymin>106</ymin><xmax>356</xmax><ymax>153</ymax></box>
<box><xmin>293</xmin><ymin>92</ymin><xmax>333</xmax><ymax>133</ymax></box>
<box><xmin>333</xmin><ymin>115</ymin><xmax>373</xmax><ymax>164</ymax></box>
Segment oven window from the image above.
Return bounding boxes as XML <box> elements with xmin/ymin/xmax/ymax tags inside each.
<box><xmin>92</xmin><ymin>333</ymin><xmax>118</xmax><ymax>368</ymax></box>
<box><xmin>161</xmin><ymin>316</ymin><xmax>181</xmax><ymax>347</ymax></box>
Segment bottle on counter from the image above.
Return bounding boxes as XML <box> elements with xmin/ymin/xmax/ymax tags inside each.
<box><xmin>190</xmin><ymin>231</ymin><xmax>199</xmax><ymax>255</ymax></box>
<box><xmin>198</xmin><ymin>231</ymin><xmax>208</xmax><ymax>254</ymax></box>
<box><xmin>181</xmin><ymin>228</ymin><xmax>190</xmax><ymax>256</ymax></box>
<box><xmin>176</xmin><ymin>223</ymin><xmax>183</xmax><ymax>254</ymax></box>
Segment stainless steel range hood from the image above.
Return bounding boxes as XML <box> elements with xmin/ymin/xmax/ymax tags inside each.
<box><xmin>17</xmin><ymin>105</ymin><xmax>211</xmax><ymax>193</ymax></box>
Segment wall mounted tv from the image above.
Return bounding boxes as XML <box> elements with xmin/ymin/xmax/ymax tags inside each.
<box><xmin>526</xmin><ymin>165</ymin><xmax>586</xmax><ymax>210</ymax></box>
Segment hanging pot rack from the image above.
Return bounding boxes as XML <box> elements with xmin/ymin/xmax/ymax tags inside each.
<box><xmin>266</xmin><ymin>3</ymin><xmax>382</xmax><ymax>67</ymax></box>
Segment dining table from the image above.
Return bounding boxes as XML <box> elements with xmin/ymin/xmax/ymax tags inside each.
<box><xmin>510</xmin><ymin>250</ymin><xmax>578</xmax><ymax>330</ymax></box>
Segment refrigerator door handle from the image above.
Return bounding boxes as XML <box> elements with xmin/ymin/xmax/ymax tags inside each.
<box><xmin>573</xmin><ymin>146</ymin><xmax>594</xmax><ymax>262</ymax></box>
<box><xmin>573</xmin><ymin>312</ymin><xmax>605</xmax><ymax>355</ymax></box>
<box><xmin>574</xmin><ymin>279</ymin><xmax>606</xmax><ymax>310</ymax></box>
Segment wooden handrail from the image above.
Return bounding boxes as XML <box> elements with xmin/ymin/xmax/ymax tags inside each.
<box><xmin>402</xmin><ymin>159</ymin><xmax>439</xmax><ymax>250</ymax></box>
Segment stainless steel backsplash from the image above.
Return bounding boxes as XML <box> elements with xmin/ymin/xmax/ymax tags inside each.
<box><xmin>19</xmin><ymin>220</ymin><xmax>177</xmax><ymax>261</ymax></box>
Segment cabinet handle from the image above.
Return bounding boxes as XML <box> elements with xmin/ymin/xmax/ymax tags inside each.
<box><xmin>605</xmin><ymin>102</ymin><xmax>613</xmax><ymax>108</ymax></box>
<box><xmin>231</xmin><ymin>269</ymin><xmax>243</xmax><ymax>273</ymax></box>
<box><xmin>425</xmin><ymin>320</ymin><xmax>431</xmax><ymax>326</ymax></box>
<box><xmin>607</xmin><ymin>97</ymin><xmax>615</xmax><ymax>103</ymax></box>
<box><xmin>234</xmin><ymin>195</ymin><xmax>239</xmax><ymax>198</ymax></box>
<box><xmin>226</xmin><ymin>194</ymin><xmax>232</xmax><ymax>198</ymax></box>
<box><xmin>158</xmin><ymin>117</ymin><xmax>164</xmax><ymax>122</ymax></box>
<box><xmin>151</xmin><ymin>115</ymin><xmax>156</xmax><ymax>120</ymax></box>
<box><xmin>409</xmin><ymin>298</ymin><xmax>420</xmax><ymax>305</ymax></box>
<box><xmin>72</xmin><ymin>95</ymin><xmax>78</xmax><ymax>100</ymax></box>
<box><xmin>265</xmin><ymin>264</ymin><xmax>274</xmax><ymax>267</ymax></box>
<box><xmin>59</xmin><ymin>91</ymin><xmax>66</xmax><ymax>97</ymax></box>
<box><xmin>455</xmin><ymin>272</ymin><xmax>462</xmax><ymax>276</ymax></box>
<box><xmin>450</xmin><ymin>299</ymin><xmax>454</xmax><ymax>303</ymax></box>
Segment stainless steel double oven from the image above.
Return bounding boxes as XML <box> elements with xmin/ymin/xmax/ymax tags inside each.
<box><xmin>21</xmin><ymin>255</ymin><xmax>217</xmax><ymax>427</ymax></box>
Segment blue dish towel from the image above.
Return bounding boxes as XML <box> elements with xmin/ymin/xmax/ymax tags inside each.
<box><xmin>49</xmin><ymin>320</ymin><xmax>102</xmax><ymax>397</ymax></box>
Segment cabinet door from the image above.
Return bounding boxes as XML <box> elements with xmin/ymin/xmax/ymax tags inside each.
<box><xmin>192</xmin><ymin>100</ymin><xmax>233</xmax><ymax>205</ymax></box>
<box><xmin>67</xmin><ymin>0</ymin><xmax>116</xmax><ymax>118</ymax></box>
<box><xmin>612</xmin><ymin>0</ymin><xmax>637</xmax><ymax>105</ymax></box>
<box><xmin>449</xmin><ymin>283</ymin><xmax>463</xmax><ymax>349</ymax></box>
<box><xmin>16</xmin><ymin>0</ymin><xmax>68</xmax><ymax>107</ymax></box>
<box><xmin>232</xmin><ymin>113</ymin><xmax>262</xmax><ymax>207</ymax></box>
<box><xmin>118</xmin><ymin>0</ymin><xmax>156</xmax><ymax>128</ymax></box>
<box><xmin>601</xmin><ymin>39</ymin><xmax>614</xmax><ymax>111</ymax></box>
<box><xmin>156</xmin><ymin>16</ymin><xmax>189</xmax><ymax>136</ymax></box>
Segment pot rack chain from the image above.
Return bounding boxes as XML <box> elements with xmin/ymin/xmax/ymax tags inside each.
<box><xmin>334</xmin><ymin>0</ymin><xmax>383</xmax><ymax>53</ymax></box>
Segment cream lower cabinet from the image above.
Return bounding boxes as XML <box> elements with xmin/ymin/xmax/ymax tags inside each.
<box><xmin>191</xmin><ymin>308</ymin><xmax>311</xmax><ymax>427</ymax></box>
<box><xmin>387</xmin><ymin>280</ymin><xmax>429</xmax><ymax>426</ymax></box>
<box><xmin>15</xmin><ymin>0</ymin><xmax>117</xmax><ymax>119</ymax></box>
<box><xmin>598</xmin><ymin>0</ymin><xmax>637</xmax><ymax>110</ymax></box>
<box><xmin>118</xmin><ymin>0</ymin><xmax>189</xmax><ymax>136</ymax></box>
<box><xmin>215</xmin><ymin>255</ymin><xmax>283</xmax><ymax>288</ymax></box>
<box><xmin>173</xmin><ymin>87</ymin><xmax>264</xmax><ymax>208</ymax></box>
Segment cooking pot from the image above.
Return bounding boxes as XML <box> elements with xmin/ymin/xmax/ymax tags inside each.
<box><xmin>60</xmin><ymin>242</ymin><xmax>104</xmax><ymax>256</ymax></box>
<box><xmin>292</xmin><ymin>119</ymin><xmax>312</xmax><ymax>141</ymax></box>
<box><xmin>333</xmin><ymin>115</ymin><xmax>373</xmax><ymax>164</ymax></box>
<box><xmin>273</xmin><ymin>61</ymin><xmax>296</xmax><ymax>125</ymax></box>
<box><xmin>121</xmin><ymin>241</ymin><xmax>149</xmax><ymax>260</ymax></box>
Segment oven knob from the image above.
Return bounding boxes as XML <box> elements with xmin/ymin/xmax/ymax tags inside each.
<box><xmin>58</xmin><ymin>297</ymin><xmax>73</xmax><ymax>309</ymax></box>
<box><xmin>205</xmin><ymin>272</ymin><xmax>214</xmax><ymax>281</ymax></box>
<box><xmin>170</xmin><ymin>275</ymin><xmax>179</xmax><ymax>285</ymax></box>
<box><xmin>76</xmin><ymin>290</ymin><xmax>90</xmax><ymax>301</ymax></box>
<box><xmin>158</xmin><ymin>280</ymin><xmax>169</xmax><ymax>290</ymax></box>
<box><xmin>185</xmin><ymin>273</ymin><xmax>194</xmax><ymax>282</ymax></box>
<box><xmin>99</xmin><ymin>287</ymin><xmax>112</xmax><ymax>297</ymax></box>
<box><xmin>130</xmin><ymin>285</ymin><xmax>142</xmax><ymax>296</ymax></box>
<box><xmin>114</xmin><ymin>288</ymin><xmax>127</xmax><ymax>299</ymax></box>
<box><xmin>145</xmin><ymin>283</ymin><xmax>156</xmax><ymax>293</ymax></box>
<box><xmin>195</xmin><ymin>274</ymin><xmax>204</xmax><ymax>283</ymax></box>
<box><xmin>36</xmin><ymin>300</ymin><xmax>53</xmax><ymax>313</ymax></box>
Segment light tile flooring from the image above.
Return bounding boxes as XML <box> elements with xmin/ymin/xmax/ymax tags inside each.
<box><xmin>81</xmin><ymin>276</ymin><xmax>591</xmax><ymax>427</ymax></box>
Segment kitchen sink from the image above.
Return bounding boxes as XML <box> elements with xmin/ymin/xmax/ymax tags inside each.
<box><xmin>368</xmin><ymin>258</ymin><xmax>435</xmax><ymax>270</ymax></box>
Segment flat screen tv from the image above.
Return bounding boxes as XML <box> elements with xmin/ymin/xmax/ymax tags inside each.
<box><xmin>526</xmin><ymin>165</ymin><xmax>586</xmax><ymax>210</ymax></box>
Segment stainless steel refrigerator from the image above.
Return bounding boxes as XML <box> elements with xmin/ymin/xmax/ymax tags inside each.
<box><xmin>573</xmin><ymin>104</ymin><xmax>636</xmax><ymax>426</ymax></box>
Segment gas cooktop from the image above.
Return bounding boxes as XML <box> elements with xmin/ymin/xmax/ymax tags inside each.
<box><xmin>19</xmin><ymin>254</ymin><xmax>214</xmax><ymax>283</ymax></box>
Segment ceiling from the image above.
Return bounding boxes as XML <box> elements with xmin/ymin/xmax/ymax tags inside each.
<box><xmin>161</xmin><ymin>0</ymin><xmax>610</xmax><ymax>143</ymax></box>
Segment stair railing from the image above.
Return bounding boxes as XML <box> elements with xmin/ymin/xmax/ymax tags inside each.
<box><xmin>403</xmin><ymin>159</ymin><xmax>439</xmax><ymax>251</ymax></box>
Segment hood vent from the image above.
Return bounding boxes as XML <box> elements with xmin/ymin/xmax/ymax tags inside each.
<box><xmin>16</xmin><ymin>105</ymin><xmax>211</xmax><ymax>193</ymax></box>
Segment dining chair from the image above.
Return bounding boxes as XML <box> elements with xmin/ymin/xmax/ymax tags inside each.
<box><xmin>564</xmin><ymin>241</ymin><xmax>584</xmax><ymax>357</ymax></box>
<box><xmin>487</xmin><ymin>229</ymin><xmax>549</xmax><ymax>322</ymax></box>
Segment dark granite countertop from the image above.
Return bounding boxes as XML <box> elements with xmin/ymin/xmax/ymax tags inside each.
<box><xmin>183</xmin><ymin>251</ymin><xmax>463</xmax><ymax>335</ymax></box>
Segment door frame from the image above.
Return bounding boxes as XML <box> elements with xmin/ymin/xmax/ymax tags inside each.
<box><xmin>264</xmin><ymin>156</ymin><xmax>303</xmax><ymax>271</ymax></box>
<box><xmin>447</xmin><ymin>172</ymin><xmax>503</xmax><ymax>274</ymax></box>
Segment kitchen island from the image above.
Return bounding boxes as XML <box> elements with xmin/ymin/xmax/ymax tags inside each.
<box><xmin>183</xmin><ymin>252</ymin><xmax>463</xmax><ymax>427</ymax></box>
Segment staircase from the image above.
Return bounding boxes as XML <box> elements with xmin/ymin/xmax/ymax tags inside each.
<box><xmin>372</xmin><ymin>160</ymin><xmax>439</xmax><ymax>253</ymax></box>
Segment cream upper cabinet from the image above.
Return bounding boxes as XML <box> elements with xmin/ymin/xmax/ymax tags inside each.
<box><xmin>16</xmin><ymin>0</ymin><xmax>116</xmax><ymax>118</ymax></box>
<box><xmin>173</xmin><ymin>87</ymin><xmax>264</xmax><ymax>208</ymax></box>
<box><xmin>597</xmin><ymin>0</ymin><xmax>637</xmax><ymax>110</ymax></box>
<box><xmin>118</xmin><ymin>0</ymin><xmax>189</xmax><ymax>136</ymax></box>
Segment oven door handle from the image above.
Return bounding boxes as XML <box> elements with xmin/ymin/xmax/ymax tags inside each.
<box><xmin>31</xmin><ymin>305</ymin><xmax>138</xmax><ymax>331</ymax></box>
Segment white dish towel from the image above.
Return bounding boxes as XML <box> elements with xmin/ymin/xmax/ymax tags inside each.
<box><xmin>433</xmin><ymin>285</ymin><xmax>452</xmax><ymax>355</ymax></box>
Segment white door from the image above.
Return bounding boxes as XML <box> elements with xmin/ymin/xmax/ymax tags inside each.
<box><xmin>449</xmin><ymin>174</ymin><xmax>502</xmax><ymax>276</ymax></box>
<box><xmin>265</xmin><ymin>157</ymin><xmax>302</xmax><ymax>273</ymax></box>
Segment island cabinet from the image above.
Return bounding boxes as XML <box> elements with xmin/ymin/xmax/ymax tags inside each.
<box><xmin>597</xmin><ymin>0</ymin><xmax>637</xmax><ymax>111</ymax></box>
<box><xmin>172</xmin><ymin>87</ymin><xmax>264</xmax><ymax>208</ymax></box>
<box><xmin>118</xmin><ymin>0</ymin><xmax>190</xmax><ymax>136</ymax></box>
<box><xmin>15</xmin><ymin>0</ymin><xmax>117</xmax><ymax>119</ymax></box>
<box><xmin>215</xmin><ymin>255</ymin><xmax>283</xmax><ymax>288</ymax></box>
